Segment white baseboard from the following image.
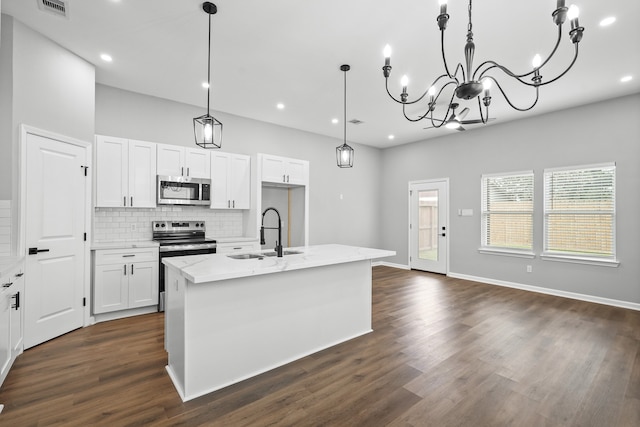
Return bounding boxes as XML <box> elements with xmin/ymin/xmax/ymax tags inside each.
<box><xmin>374</xmin><ymin>261</ymin><xmax>410</xmax><ymax>270</ymax></box>
<box><xmin>448</xmin><ymin>272</ymin><xmax>640</xmax><ymax>312</ymax></box>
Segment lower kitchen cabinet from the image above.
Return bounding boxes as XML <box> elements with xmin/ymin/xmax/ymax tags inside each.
<box><xmin>0</xmin><ymin>260</ymin><xmax>25</xmax><ymax>388</ymax></box>
<box><xmin>93</xmin><ymin>248</ymin><xmax>158</xmax><ymax>314</ymax></box>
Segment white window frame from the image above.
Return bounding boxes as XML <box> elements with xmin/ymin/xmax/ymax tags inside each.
<box><xmin>479</xmin><ymin>170</ymin><xmax>535</xmax><ymax>258</ymax></box>
<box><xmin>542</xmin><ymin>162</ymin><xmax>619</xmax><ymax>267</ymax></box>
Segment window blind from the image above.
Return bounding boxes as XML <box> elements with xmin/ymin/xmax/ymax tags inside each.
<box><xmin>481</xmin><ymin>172</ymin><xmax>534</xmax><ymax>250</ymax></box>
<box><xmin>543</xmin><ymin>163</ymin><xmax>616</xmax><ymax>258</ymax></box>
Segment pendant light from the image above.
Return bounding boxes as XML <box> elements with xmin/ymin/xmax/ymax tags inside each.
<box><xmin>336</xmin><ymin>64</ymin><xmax>354</xmax><ymax>168</ymax></box>
<box><xmin>193</xmin><ymin>2</ymin><xmax>223</xmax><ymax>149</ymax></box>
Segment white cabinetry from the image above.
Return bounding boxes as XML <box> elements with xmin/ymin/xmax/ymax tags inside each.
<box><xmin>157</xmin><ymin>144</ymin><xmax>210</xmax><ymax>179</ymax></box>
<box><xmin>0</xmin><ymin>262</ymin><xmax>24</xmax><ymax>387</ymax></box>
<box><xmin>216</xmin><ymin>240</ymin><xmax>260</xmax><ymax>254</ymax></box>
<box><xmin>95</xmin><ymin>135</ymin><xmax>157</xmax><ymax>208</ymax></box>
<box><xmin>210</xmin><ymin>152</ymin><xmax>251</xmax><ymax>209</ymax></box>
<box><xmin>261</xmin><ymin>154</ymin><xmax>308</xmax><ymax>186</ymax></box>
<box><xmin>93</xmin><ymin>248</ymin><xmax>158</xmax><ymax>314</ymax></box>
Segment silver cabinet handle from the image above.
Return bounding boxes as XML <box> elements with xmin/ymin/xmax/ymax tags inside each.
<box><xmin>181</xmin><ymin>167</ymin><xmax>184</xmax><ymax>176</ymax></box>
<box><xmin>283</xmin><ymin>174</ymin><xmax>286</xmax><ymax>182</ymax></box>
<box><xmin>124</xmin><ymin>196</ymin><xmax>127</xmax><ymax>206</ymax></box>
<box><xmin>2</xmin><ymin>282</ymin><xmax>12</xmax><ymax>288</ymax></box>
<box><xmin>287</xmin><ymin>175</ymin><xmax>290</xmax><ymax>183</ymax></box>
<box><xmin>123</xmin><ymin>264</ymin><xmax>127</xmax><ymax>275</ymax></box>
<box><xmin>131</xmin><ymin>196</ymin><xmax>133</xmax><ymax>206</ymax></box>
<box><xmin>131</xmin><ymin>264</ymin><xmax>134</xmax><ymax>275</ymax></box>
<box><xmin>228</xmin><ymin>200</ymin><xmax>230</xmax><ymax>208</ymax></box>
<box><xmin>232</xmin><ymin>200</ymin><xmax>235</xmax><ymax>208</ymax></box>
<box><xmin>122</xmin><ymin>254</ymin><xmax>135</xmax><ymax>258</ymax></box>
<box><xmin>187</xmin><ymin>167</ymin><xmax>190</xmax><ymax>176</ymax></box>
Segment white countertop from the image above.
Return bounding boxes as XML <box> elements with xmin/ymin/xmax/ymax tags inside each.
<box><xmin>91</xmin><ymin>241</ymin><xmax>159</xmax><ymax>250</ymax></box>
<box><xmin>0</xmin><ymin>256</ymin><xmax>24</xmax><ymax>277</ymax></box>
<box><xmin>163</xmin><ymin>244</ymin><xmax>395</xmax><ymax>283</ymax></box>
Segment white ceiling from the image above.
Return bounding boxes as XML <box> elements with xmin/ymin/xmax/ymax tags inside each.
<box><xmin>2</xmin><ymin>0</ymin><xmax>639</xmax><ymax>148</ymax></box>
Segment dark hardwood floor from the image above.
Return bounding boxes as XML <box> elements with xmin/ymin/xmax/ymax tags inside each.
<box><xmin>1</xmin><ymin>266</ymin><xmax>639</xmax><ymax>426</ymax></box>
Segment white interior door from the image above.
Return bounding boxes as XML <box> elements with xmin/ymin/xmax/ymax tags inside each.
<box><xmin>24</xmin><ymin>132</ymin><xmax>87</xmax><ymax>349</ymax></box>
<box><xmin>409</xmin><ymin>180</ymin><xmax>448</xmax><ymax>274</ymax></box>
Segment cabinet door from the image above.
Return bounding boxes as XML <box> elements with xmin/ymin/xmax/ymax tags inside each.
<box><xmin>94</xmin><ymin>264</ymin><xmax>129</xmax><ymax>314</ymax></box>
<box><xmin>128</xmin><ymin>261</ymin><xmax>158</xmax><ymax>309</ymax></box>
<box><xmin>285</xmin><ymin>158</ymin><xmax>308</xmax><ymax>186</ymax></box>
<box><xmin>230</xmin><ymin>154</ymin><xmax>251</xmax><ymax>209</ymax></box>
<box><xmin>95</xmin><ymin>135</ymin><xmax>128</xmax><ymax>207</ymax></box>
<box><xmin>0</xmin><ymin>288</ymin><xmax>10</xmax><ymax>381</ymax></box>
<box><xmin>261</xmin><ymin>155</ymin><xmax>286</xmax><ymax>184</ymax></box>
<box><xmin>10</xmin><ymin>271</ymin><xmax>23</xmax><ymax>357</ymax></box>
<box><xmin>210</xmin><ymin>152</ymin><xmax>231</xmax><ymax>209</ymax></box>
<box><xmin>185</xmin><ymin>148</ymin><xmax>210</xmax><ymax>178</ymax></box>
<box><xmin>128</xmin><ymin>140</ymin><xmax>157</xmax><ymax>208</ymax></box>
<box><xmin>157</xmin><ymin>144</ymin><xmax>185</xmax><ymax>177</ymax></box>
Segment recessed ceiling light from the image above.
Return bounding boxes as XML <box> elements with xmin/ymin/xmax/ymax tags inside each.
<box><xmin>100</xmin><ymin>53</ymin><xmax>113</xmax><ymax>62</ymax></box>
<box><xmin>620</xmin><ymin>75</ymin><xmax>633</xmax><ymax>83</ymax></box>
<box><xmin>276</xmin><ymin>103</ymin><xmax>285</xmax><ymax>110</ymax></box>
<box><xmin>331</xmin><ymin>118</ymin><xmax>339</xmax><ymax>124</ymax></box>
<box><xmin>202</xmin><ymin>82</ymin><xmax>210</xmax><ymax>89</ymax></box>
<box><xmin>388</xmin><ymin>135</ymin><xmax>395</xmax><ymax>140</ymax></box>
<box><xmin>599</xmin><ymin>16</ymin><xmax>616</xmax><ymax>27</ymax></box>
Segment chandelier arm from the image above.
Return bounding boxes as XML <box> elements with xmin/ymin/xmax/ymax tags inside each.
<box><xmin>427</xmin><ymin>92</ymin><xmax>457</xmax><ymax>128</ymax></box>
<box><xmin>402</xmin><ymin>90</ymin><xmax>456</xmax><ymax>124</ymax></box>
<box><xmin>473</xmin><ymin>26</ymin><xmax>563</xmax><ymax>81</ymax></box>
<box><xmin>537</xmin><ymin>44</ymin><xmax>579</xmax><ymax>86</ymax></box>
<box><xmin>493</xmin><ymin>79</ymin><xmax>540</xmax><ymax>112</ymax></box>
<box><xmin>477</xmin><ymin>96</ymin><xmax>490</xmax><ymax>124</ymax></box>
<box><xmin>385</xmin><ymin>78</ymin><xmax>409</xmax><ymax>104</ymax></box>
<box><xmin>440</xmin><ymin>30</ymin><xmax>458</xmax><ymax>80</ymax></box>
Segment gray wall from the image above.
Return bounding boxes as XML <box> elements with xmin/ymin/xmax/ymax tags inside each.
<box><xmin>95</xmin><ymin>84</ymin><xmax>383</xmax><ymax>249</ymax></box>
<box><xmin>0</xmin><ymin>15</ymin><xmax>95</xmax><ymax>253</ymax></box>
<box><xmin>381</xmin><ymin>94</ymin><xmax>640</xmax><ymax>304</ymax></box>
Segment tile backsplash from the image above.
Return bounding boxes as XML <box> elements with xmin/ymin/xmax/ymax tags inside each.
<box><xmin>0</xmin><ymin>200</ymin><xmax>10</xmax><ymax>256</ymax></box>
<box><xmin>93</xmin><ymin>206</ymin><xmax>243</xmax><ymax>242</ymax></box>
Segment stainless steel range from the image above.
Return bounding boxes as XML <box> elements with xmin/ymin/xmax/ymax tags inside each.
<box><xmin>152</xmin><ymin>220</ymin><xmax>216</xmax><ymax>311</ymax></box>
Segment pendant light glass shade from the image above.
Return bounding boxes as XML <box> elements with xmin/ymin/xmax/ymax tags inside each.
<box><xmin>336</xmin><ymin>64</ymin><xmax>354</xmax><ymax>168</ymax></box>
<box><xmin>194</xmin><ymin>2</ymin><xmax>222</xmax><ymax>149</ymax></box>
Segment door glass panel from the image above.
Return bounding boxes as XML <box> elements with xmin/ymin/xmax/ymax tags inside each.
<box><xmin>418</xmin><ymin>190</ymin><xmax>438</xmax><ymax>261</ymax></box>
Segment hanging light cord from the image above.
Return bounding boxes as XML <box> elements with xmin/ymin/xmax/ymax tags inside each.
<box><xmin>343</xmin><ymin>68</ymin><xmax>347</xmax><ymax>145</ymax></box>
<box><xmin>206</xmin><ymin>9</ymin><xmax>212</xmax><ymax>115</ymax></box>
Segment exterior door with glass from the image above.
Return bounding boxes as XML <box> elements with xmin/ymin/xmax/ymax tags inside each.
<box><xmin>409</xmin><ymin>180</ymin><xmax>448</xmax><ymax>274</ymax></box>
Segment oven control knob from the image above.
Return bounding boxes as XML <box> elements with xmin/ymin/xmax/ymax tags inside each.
<box><xmin>195</xmin><ymin>223</ymin><xmax>199</xmax><ymax>227</ymax></box>
<box><xmin>155</xmin><ymin>224</ymin><xmax>159</xmax><ymax>228</ymax></box>
<box><xmin>161</xmin><ymin>224</ymin><xmax>166</xmax><ymax>227</ymax></box>
<box><xmin>200</xmin><ymin>223</ymin><xmax>205</xmax><ymax>227</ymax></box>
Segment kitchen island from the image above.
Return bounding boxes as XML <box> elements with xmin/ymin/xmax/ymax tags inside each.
<box><xmin>162</xmin><ymin>244</ymin><xmax>395</xmax><ymax>401</ymax></box>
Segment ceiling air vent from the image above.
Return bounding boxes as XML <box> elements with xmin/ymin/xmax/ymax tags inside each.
<box><xmin>349</xmin><ymin>119</ymin><xmax>364</xmax><ymax>125</ymax></box>
<box><xmin>37</xmin><ymin>0</ymin><xmax>69</xmax><ymax>18</ymax></box>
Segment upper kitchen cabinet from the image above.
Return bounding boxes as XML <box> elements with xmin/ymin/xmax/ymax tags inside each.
<box><xmin>260</xmin><ymin>154</ymin><xmax>308</xmax><ymax>186</ymax></box>
<box><xmin>95</xmin><ymin>135</ymin><xmax>157</xmax><ymax>208</ymax></box>
<box><xmin>157</xmin><ymin>144</ymin><xmax>210</xmax><ymax>179</ymax></box>
<box><xmin>210</xmin><ymin>152</ymin><xmax>251</xmax><ymax>209</ymax></box>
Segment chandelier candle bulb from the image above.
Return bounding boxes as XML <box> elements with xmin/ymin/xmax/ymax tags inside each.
<box><xmin>532</xmin><ymin>54</ymin><xmax>542</xmax><ymax>69</ymax></box>
<box><xmin>383</xmin><ymin>44</ymin><xmax>392</xmax><ymax>77</ymax></box>
<box><xmin>568</xmin><ymin>5</ymin><xmax>580</xmax><ymax>28</ymax></box>
<box><xmin>400</xmin><ymin>75</ymin><xmax>409</xmax><ymax>102</ymax></box>
<box><xmin>439</xmin><ymin>0</ymin><xmax>448</xmax><ymax>15</ymax></box>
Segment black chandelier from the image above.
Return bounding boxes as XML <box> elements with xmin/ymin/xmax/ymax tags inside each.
<box><xmin>194</xmin><ymin>2</ymin><xmax>223</xmax><ymax>149</ymax></box>
<box><xmin>336</xmin><ymin>64</ymin><xmax>354</xmax><ymax>168</ymax></box>
<box><xmin>382</xmin><ymin>0</ymin><xmax>585</xmax><ymax>130</ymax></box>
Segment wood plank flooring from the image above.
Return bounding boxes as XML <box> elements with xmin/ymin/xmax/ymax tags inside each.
<box><xmin>1</xmin><ymin>266</ymin><xmax>638</xmax><ymax>426</ymax></box>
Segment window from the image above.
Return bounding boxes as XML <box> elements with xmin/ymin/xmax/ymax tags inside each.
<box><xmin>543</xmin><ymin>163</ymin><xmax>616</xmax><ymax>261</ymax></box>
<box><xmin>481</xmin><ymin>171</ymin><xmax>534</xmax><ymax>252</ymax></box>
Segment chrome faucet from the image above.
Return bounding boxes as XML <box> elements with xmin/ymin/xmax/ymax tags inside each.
<box><xmin>260</xmin><ymin>207</ymin><xmax>283</xmax><ymax>257</ymax></box>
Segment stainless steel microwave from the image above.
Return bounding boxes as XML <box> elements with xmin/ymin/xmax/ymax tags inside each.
<box><xmin>157</xmin><ymin>175</ymin><xmax>211</xmax><ymax>206</ymax></box>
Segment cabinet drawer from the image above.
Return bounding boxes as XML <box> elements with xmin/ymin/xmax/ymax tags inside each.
<box><xmin>95</xmin><ymin>248</ymin><xmax>158</xmax><ymax>265</ymax></box>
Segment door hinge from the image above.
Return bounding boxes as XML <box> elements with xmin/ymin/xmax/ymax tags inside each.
<box><xmin>409</xmin><ymin>223</ymin><xmax>412</xmax><ymax>229</ymax></box>
<box><xmin>83</xmin><ymin>297</ymin><xmax>86</xmax><ymax>307</ymax></box>
<box><xmin>410</xmin><ymin>256</ymin><xmax>412</xmax><ymax>262</ymax></box>
<box><xmin>410</xmin><ymin>190</ymin><xmax>413</xmax><ymax>196</ymax></box>
<box><xmin>84</xmin><ymin>232</ymin><xmax>87</xmax><ymax>241</ymax></box>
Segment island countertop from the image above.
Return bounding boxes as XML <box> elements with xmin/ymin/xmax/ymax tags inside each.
<box><xmin>162</xmin><ymin>244</ymin><xmax>395</xmax><ymax>284</ymax></box>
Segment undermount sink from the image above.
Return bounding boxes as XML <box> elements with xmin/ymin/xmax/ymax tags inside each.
<box><xmin>227</xmin><ymin>250</ymin><xmax>304</xmax><ymax>260</ymax></box>
<box><xmin>227</xmin><ymin>253</ymin><xmax>265</xmax><ymax>260</ymax></box>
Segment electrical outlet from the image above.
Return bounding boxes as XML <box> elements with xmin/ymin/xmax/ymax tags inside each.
<box><xmin>526</xmin><ymin>265</ymin><xmax>532</xmax><ymax>273</ymax></box>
